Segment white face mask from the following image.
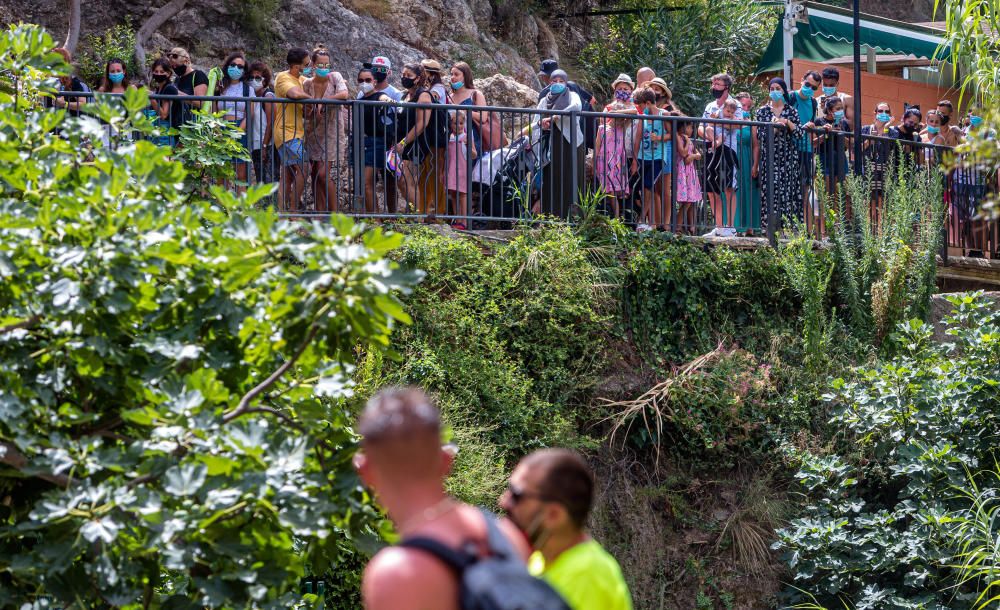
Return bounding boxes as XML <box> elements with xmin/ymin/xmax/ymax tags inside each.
<box><xmin>359</xmin><ymin>82</ymin><xmax>375</xmax><ymax>94</ymax></box>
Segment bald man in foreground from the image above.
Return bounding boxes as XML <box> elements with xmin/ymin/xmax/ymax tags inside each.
<box><xmin>355</xmin><ymin>387</ymin><xmax>533</xmax><ymax>610</ymax></box>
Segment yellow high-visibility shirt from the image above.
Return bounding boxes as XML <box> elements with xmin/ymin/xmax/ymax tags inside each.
<box><xmin>529</xmin><ymin>540</ymin><xmax>633</xmax><ymax>610</ymax></box>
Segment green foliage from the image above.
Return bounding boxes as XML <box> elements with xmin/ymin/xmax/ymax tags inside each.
<box><xmin>77</xmin><ymin>20</ymin><xmax>141</xmax><ymax>89</ymax></box>
<box><xmin>780</xmin><ymin>231</ymin><xmax>835</xmax><ymax>371</ymax></box>
<box><xmin>623</xmin><ymin>235</ymin><xmax>797</xmax><ymax>364</ymax></box>
<box><xmin>827</xmin><ymin>160</ymin><xmax>944</xmax><ymax>347</ymax></box>
<box><xmin>0</xmin><ymin>25</ymin><xmax>419</xmax><ymax>608</ymax></box>
<box><xmin>775</xmin><ymin>293</ymin><xmax>1000</xmax><ymax>609</ymax></box>
<box><xmin>579</xmin><ymin>0</ymin><xmax>776</xmax><ymax>112</ymax></box>
<box><xmin>173</xmin><ymin>109</ymin><xmax>251</xmax><ymax>188</ymax></box>
<box><xmin>227</xmin><ymin>0</ymin><xmax>281</xmax><ymax>54</ymax></box>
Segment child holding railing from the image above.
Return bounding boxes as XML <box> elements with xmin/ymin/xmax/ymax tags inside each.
<box><xmin>446</xmin><ymin>111</ymin><xmax>477</xmax><ymax>230</ymax></box>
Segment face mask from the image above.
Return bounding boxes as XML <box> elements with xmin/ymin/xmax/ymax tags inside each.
<box><xmin>822</xmin><ymin>86</ymin><xmax>837</xmax><ymax>96</ymax></box>
<box><xmin>939</xmin><ymin>113</ymin><xmax>950</xmax><ymax>125</ymax></box>
<box><xmin>928</xmin><ymin>126</ymin><xmax>940</xmax><ymax>134</ymax></box>
<box><xmin>876</xmin><ymin>112</ymin><xmax>891</xmax><ymax>123</ymax></box>
<box><xmin>358</xmin><ymin>82</ymin><xmax>374</xmax><ymax>94</ymax></box>
<box><xmin>316</xmin><ymin>68</ymin><xmax>331</xmax><ymax>78</ymax></box>
<box><xmin>227</xmin><ymin>66</ymin><xmax>244</xmax><ymax>80</ymax></box>
<box><xmin>109</xmin><ymin>72</ymin><xmax>125</xmax><ymax>84</ymax></box>
<box><xmin>302</xmin><ymin>66</ymin><xmax>314</xmax><ymax>77</ymax></box>
<box><xmin>969</xmin><ymin>116</ymin><xmax>983</xmax><ymax>127</ymax></box>
<box><xmin>173</xmin><ymin>64</ymin><xmax>186</xmax><ymax>77</ymax></box>
<box><xmin>549</xmin><ymin>82</ymin><xmax>566</xmax><ymax>95</ymax></box>
<box><xmin>373</xmin><ymin>71</ymin><xmax>387</xmax><ymax>83</ymax></box>
<box><xmin>711</xmin><ymin>88</ymin><xmax>725</xmax><ymax>99</ymax></box>
<box><xmin>400</xmin><ymin>76</ymin><xmax>416</xmax><ymax>89</ymax></box>
<box><xmin>769</xmin><ymin>90</ymin><xmax>784</xmax><ymax>102</ymax></box>
<box><xmin>833</xmin><ymin>110</ymin><xmax>845</xmax><ymax>121</ymax></box>
<box><xmin>152</xmin><ymin>73</ymin><xmax>169</xmax><ymax>84</ymax></box>
<box><xmin>614</xmin><ymin>89</ymin><xmax>632</xmax><ymax>102</ymax></box>
<box><xmin>800</xmin><ymin>84</ymin><xmax>814</xmax><ymax>96</ymax></box>
<box><xmin>451</xmin><ymin>80</ymin><xmax>464</xmax><ymax>90</ymax></box>
<box><xmin>742</xmin><ymin>110</ymin><xmax>751</xmax><ymax>119</ymax></box>
<box><xmin>251</xmin><ymin>77</ymin><xmax>264</xmax><ymax>89</ymax></box>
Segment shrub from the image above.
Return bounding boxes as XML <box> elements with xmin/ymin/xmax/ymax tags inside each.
<box><xmin>775</xmin><ymin>293</ymin><xmax>1000</xmax><ymax>608</ymax></box>
<box><xmin>76</xmin><ymin>20</ymin><xmax>141</xmax><ymax>89</ymax></box>
<box><xmin>0</xmin><ymin>25</ymin><xmax>418</xmax><ymax>608</ymax></box>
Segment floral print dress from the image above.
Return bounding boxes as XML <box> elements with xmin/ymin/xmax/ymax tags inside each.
<box><xmin>755</xmin><ymin>103</ymin><xmax>802</xmax><ymax>227</ymax></box>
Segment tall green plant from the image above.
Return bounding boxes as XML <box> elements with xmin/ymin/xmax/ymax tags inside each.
<box><xmin>780</xmin><ymin>230</ymin><xmax>834</xmax><ymax>370</ymax></box>
<box><xmin>824</xmin><ymin>158</ymin><xmax>944</xmax><ymax>346</ymax></box>
<box><xmin>76</xmin><ymin>20</ymin><xmax>141</xmax><ymax>88</ymax></box>
<box><xmin>579</xmin><ymin>0</ymin><xmax>776</xmax><ymax>112</ymax></box>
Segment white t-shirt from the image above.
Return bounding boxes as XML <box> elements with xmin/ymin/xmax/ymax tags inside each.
<box><xmin>250</xmin><ymin>88</ymin><xmax>274</xmax><ymax>151</ymax></box>
<box><xmin>219</xmin><ymin>81</ymin><xmax>255</xmax><ymax>122</ymax></box>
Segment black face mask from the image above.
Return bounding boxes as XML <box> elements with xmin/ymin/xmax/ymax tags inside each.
<box><xmin>401</xmin><ymin>76</ymin><xmax>416</xmax><ymax>89</ymax></box>
<box><xmin>173</xmin><ymin>64</ymin><xmax>186</xmax><ymax>77</ymax></box>
<box><xmin>152</xmin><ymin>73</ymin><xmax>169</xmax><ymax>83</ymax></box>
<box><xmin>711</xmin><ymin>88</ymin><xmax>725</xmax><ymax>99</ymax></box>
<box><xmin>373</xmin><ymin>71</ymin><xmax>387</xmax><ymax>83</ymax></box>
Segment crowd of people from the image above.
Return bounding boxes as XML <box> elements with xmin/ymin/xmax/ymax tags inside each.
<box><xmin>47</xmin><ymin>45</ymin><xmax>994</xmax><ymax>242</ymax></box>
<box><xmin>355</xmin><ymin>386</ymin><xmax>632</xmax><ymax>610</ymax></box>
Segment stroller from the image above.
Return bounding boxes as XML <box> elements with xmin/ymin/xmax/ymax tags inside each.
<box><xmin>470</xmin><ymin>135</ymin><xmax>539</xmax><ymax>229</ymax></box>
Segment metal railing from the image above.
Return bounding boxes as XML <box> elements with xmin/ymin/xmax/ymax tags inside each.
<box><xmin>45</xmin><ymin>91</ymin><xmax>998</xmax><ymax>257</ymax></box>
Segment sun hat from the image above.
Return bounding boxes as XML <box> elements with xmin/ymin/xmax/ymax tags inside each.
<box><xmin>611</xmin><ymin>73</ymin><xmax>634</xmax><ymax>90</ymax></box>
<box><xmin>421</xmin><ymin>59</ymin><xmax>443</xmax><ymax>73</ymax></box>
<box><xmin>649</xmin><ymin>77</ymin><xmax>672</xmax><ymax>98</ymax></box>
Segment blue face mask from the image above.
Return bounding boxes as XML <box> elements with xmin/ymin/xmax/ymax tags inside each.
<box><xmin>969</xmin><ymin>116</ymin><xmax>983</xmax><ymax>127</ymax></box>
<box><xmin>876</xmin><ymin>112</ymin><xmax>891</xmax><ymax>123</ymax></box>
<box><xmin>302</xmin><ymin>66</ymin><xmax>314</xmax><ymax>77</ymax></box>
<box><xmin>928</xmin><ymin>126</ymin><xmax>940</xmax><ymax>134</ymax></box>
<box><xmin>833</xmin><ymin>110</ymin><xmax>845</xmax><ymax>121</ymax></box>
<box><xmin>549</xmin><ymin>82</ymin><xmax>566</xmax><ymax>95</ymax></box>
<box><xmin>742</xmin><ymin>110</ymin><xmax>751</xmax><ymax>119</ymax></box>
<box><xmin>315</xmin><ymin>68</ymin><xmax>331</xmax><ymax>78</ymax></box>
<box><xmin>109</xmin><ymin>72</ymin><xmax>125</xmax><ymax>84</ymax></box>
<box><xmin>227</xmin><ymin>66</ymin><xmax>244</xmax><ymax>81</ymax></box>
<box><xmin>769</xmin><ymin>90</ymin><xmax>784</xmax><ymax>102</ymax></box>
<box><xmin>451</xmin><ymin>81</ymin><xmax>464</xmax><ymax>90</ymax></box>
<box><xmin>800</xmin><ymin>84</ymin><xmax>813</xmax><ymax>96</ymax></box>
<box><xmin>823</xmin><ymin>86</ymin><xmax>837</xmax><ymax>96</ymax></box>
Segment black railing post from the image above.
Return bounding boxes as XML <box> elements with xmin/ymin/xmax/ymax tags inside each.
<box><xmin>766</xmin><ymin>123</ymin><xmax>777</xmax><ymax>247</ymax></box>
<box><xmin>351</xmin><ymin>100</ymin><xmax>364</xmax><ymax>213</ymax></box>
<box><xmin>570</xmin><ymin>109</ymin><xmax>579</xmax><ymax>216</ymax></box>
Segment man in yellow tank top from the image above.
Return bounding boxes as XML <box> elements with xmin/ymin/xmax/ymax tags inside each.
<box><xmin>500</xmin><ymin>449</ymin><xmax>633</xmax><ymax>610</ymax></box>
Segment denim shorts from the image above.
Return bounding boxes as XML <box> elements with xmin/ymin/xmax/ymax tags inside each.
<box><xmin>279</xmin><ymin>138</ymin><xmax>307</xmax><ymax>167</ymax></box>
<box><xmin>364</xmin><ymin>137</ymin><xmax>387</xmax><ymax>168</ymax></box>
<box><xmin>640</xmin><ymin>159</ymin><xmax>665</xmax><ymax>189</ymax></box>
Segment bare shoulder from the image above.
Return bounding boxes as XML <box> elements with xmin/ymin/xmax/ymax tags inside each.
<box><xmin>362</xmin><ymin>546</ymin><xmax>457</xmax><ymax>610</ymax></box>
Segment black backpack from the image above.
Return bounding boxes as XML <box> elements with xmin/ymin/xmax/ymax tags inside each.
<box><xmin>400</xmin><ymin>509</ymin><xmax>571</xmax><ymax>610</ymax></box>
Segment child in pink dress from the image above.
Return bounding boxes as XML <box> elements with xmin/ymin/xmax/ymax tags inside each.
<box><xmin>675</xmin><ymin>120</ymin><xmax>703</xmax><ymax>234</ymax></box>
<box><xmin>595</xmin><ymin>117</ymin><xmax>629</xmax><ymax>217</ymax></box>
<box><xmin>446</xmin><ymin>111</ymin><xmax>477</xmax><ymax>230</ymax></box>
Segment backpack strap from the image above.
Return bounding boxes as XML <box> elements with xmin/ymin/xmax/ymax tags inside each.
<box><xmin>399</xmin><ymin>536</ymin><xmax>475</xmax><ymax>574</ymax></box>
<box><xmin>479</xmin><ymin>508</ymin><xmax>518</xmax><ymax>561</ymax></box>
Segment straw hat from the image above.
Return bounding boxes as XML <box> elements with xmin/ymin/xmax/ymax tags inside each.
<box><xmin>421</xmin><ymin>59</ymin><xmax>443</xmax><ymax>73</ymax></box>
<box><xmin>649</xmin><ymin>77</ymin><xmax>672</xmax><ymax>98</ymax></box>
<box><xmin>611</xmin><ymin>73</ymin><xmax>634</xmax><ymax>90</ymax></box>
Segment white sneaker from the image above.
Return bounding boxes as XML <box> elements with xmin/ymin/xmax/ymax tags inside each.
<box><xmin>723</xmin><ymin>227</ymin><xmax>738</xmax><ymax>238</ymax></box>
<box><xmin>701</xmin><ymin>228</ymin><xmax>718</xmax><ymax>237</ymax></box>
<box><xmin>637</xmin><ymin>223</ymin><xmax>653</xmax><ymax>232</ymax></box>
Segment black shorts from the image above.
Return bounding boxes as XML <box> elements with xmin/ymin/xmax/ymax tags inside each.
<box><xmin>799</xmin><ymin>150</ymin><xmax>816</xmax><ymax>186</ymax></box>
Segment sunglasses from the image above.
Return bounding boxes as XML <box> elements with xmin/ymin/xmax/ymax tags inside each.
<box><xmin>358</xmin><ymin>77</ymin><xmax>374</xmax><ymax>83</ymax></box>
<box><xmin>507</xmin><ymin>482</ymin><xmax>547</xmax><ymax>505</ymax></box>
<box><xmin>167</xmin><ymin>53</ymin><xmax>185</xmax><ymax>60</ymax></box>
<box><xmin>229</xmin><ymin>63</ymin><xmax>246</xmax><ymax>69</ymax></box>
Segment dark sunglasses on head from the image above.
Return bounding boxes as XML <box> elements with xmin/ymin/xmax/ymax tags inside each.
<box><xmin>167</xmin><ymin>53</ymin><xmax>183</xmax><ymax>60</ymax></box>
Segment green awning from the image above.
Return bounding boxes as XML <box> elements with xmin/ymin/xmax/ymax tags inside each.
<box><xmin>756</xmin><ymin>5</ymin><xmax>950</xmax><ymax>74</ymax></box>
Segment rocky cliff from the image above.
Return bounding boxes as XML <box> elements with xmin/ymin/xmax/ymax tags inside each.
<box><xmin>4</xmin><ymin>0</ymin><xmax>594</xmax><ymax>91</ymax></box>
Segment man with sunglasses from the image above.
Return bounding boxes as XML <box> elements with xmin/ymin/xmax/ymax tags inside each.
<box><xmin>167</xmin><ymin>47</ymin><xmax>208</xmax><ymax>120</ymax></box>
<box><xmin>500</xmin><ymin>449</ymin><xmax>632</xmax><ymax>610</ymax></box>
<box><xmin>355</xmin><ymin>387</ymin><xmax>533</xmax><ymax>610</ymax></box>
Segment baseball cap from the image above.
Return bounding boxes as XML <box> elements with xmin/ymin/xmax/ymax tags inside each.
<box><xmin>539</xmin><ymin>59</ymin><xmax>558</xmax><ymax>75</ymax></box>
<box><xmin>368</xmin><ymin>56</ymin><xmax>391</xmax><ymax>72</ymax></box>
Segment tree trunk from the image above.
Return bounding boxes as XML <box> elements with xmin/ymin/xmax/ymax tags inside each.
<box><xmin>63</xmin><ymin>0</ymin><xmax>81</xmax><ymax>54</ymax></box>
<box><xmin>134</xmin><ymin>0</ymin><xmax>189</xmax><ymax>69</ymax></box>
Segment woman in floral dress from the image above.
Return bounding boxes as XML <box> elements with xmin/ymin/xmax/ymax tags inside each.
<box><xmin>754</xmin><ymin>77</ymin><xmax>802</xmax><ymax>230</ymax></box>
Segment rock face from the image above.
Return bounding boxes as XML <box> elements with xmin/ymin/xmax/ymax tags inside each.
<box><xmin>5</xmin><ymin>0</ymin><xmax>591</xmax><ymax>93</ymax></box>
<box><xmin>476</xmin><ymin>74</ymin><xmax>539</xmax><ymax>108</ymax></box>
